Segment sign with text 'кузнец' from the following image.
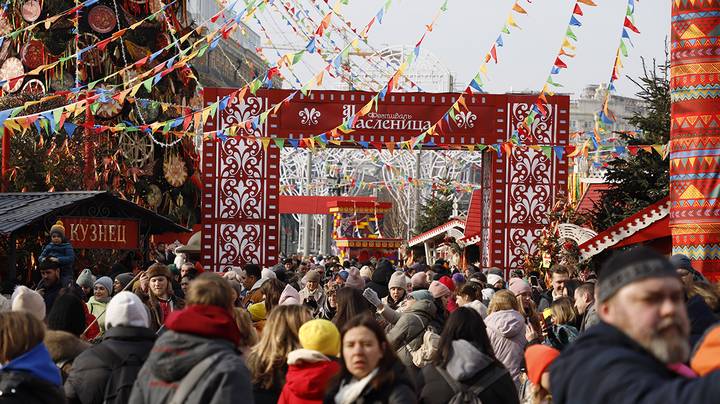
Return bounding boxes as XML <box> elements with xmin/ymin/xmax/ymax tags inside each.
<box><xmin>59</xmin><ymin>217</ymin><xmax>139</xmax><ymax>249</ymax></box>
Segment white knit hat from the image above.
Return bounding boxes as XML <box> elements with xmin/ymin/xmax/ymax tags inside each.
<box><xmin>388</xmin><ymin>271</ymin><xmax>407</xmax><ymax>291</ymax></box>
<box><xmin>105</xmin><ymin>291</ymin><xmax>150</xmax><ymax>329</ymax></box>
<box><xmin>11</xmin><ymin>286</ymin><xmax>46</xmax><ymax>321</ymax></box>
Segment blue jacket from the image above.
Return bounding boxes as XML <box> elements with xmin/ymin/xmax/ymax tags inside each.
<box><xmin>1</xmin><ymin>343</ymin><xmax>62</xmax><ymax>386</ymax></box>
<box><xmin>550</xmin><ymin>321</ymin><xmax>720</xmax><ymax>404</ymax></box>
<box><xmin>39</xmin><ymin>242</ymin><xmax>75</xmax><ymax>267</ymax></box>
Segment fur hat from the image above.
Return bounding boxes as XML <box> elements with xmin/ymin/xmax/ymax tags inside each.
<box><xmin>429</xmin><ymin>280</ymin><xmax>451</xmax><ymax>299</ymax></box>
<box><xmin>525</xmin><ymin>344</ymin><xmax>560</xmax><ymax>385</ymax></box>
<box><xmin>411</xmin><ymin>272</ymin><xmax>429</xmax><ymax>290</ymax></box>
<box><xmin>94</xmin><ymin>276</ymin><xmax>113</xmax><ymax>294</ymax></box>
<box><xmin>50</xmin><ymin>220</ymin><xmax>65</xmax><ymax>238</ymax></box>
<box><xmin>345</xmin><ymin>267</ymin><xmax>365</xmax><ymax>289</ymax></box>
<box><xmin>299</xmin><ymin>319</ymin><xmax>341</xmax><ymax>357</ymax></box>
<box><xmin>44</xmin><ymin>330</ymin><xmax>90</xmax><ymax>365</ymax></box>
<box><xmin>76</xmin><ymin>269</ymin><xmax>96</xmax><ymax>289</ymax></box>
<box><xmin>105</xmin><ymin>291</ymin><xmax>150</xmax><ymax>329</ymax></box>
<box><xmin>279</xmin><ymin>284</ymin><xmax>301</xmax><ymax>306</ymax></box>
<box><xmin>388</xmin><ymin>271</ymin><xmax>407</xmax><ymax>291</ymax></box>
<box><xmin>509</xmin><ymin>278</ymin><xmax>532</xmax><ymax>296</ymax></box>
<box><xmin>11</xmin><ymin>286</ymin><xmax>46</xmax><ymax>321</ymax></box>
<box><xmin>305</xmin><ymin>269</ymin><xmax>322</xmax><ymax>283</ymax></box>
<box><xmin>146</xmin><ymin>263</ymin><xmax>172</xmax><ymax>280</ymax></box>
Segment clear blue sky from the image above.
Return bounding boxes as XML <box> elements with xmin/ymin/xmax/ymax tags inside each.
<box><xmin>247</xmin><ymin>0</ymin><xmax>671</xmax><ymax>98</ymax></box>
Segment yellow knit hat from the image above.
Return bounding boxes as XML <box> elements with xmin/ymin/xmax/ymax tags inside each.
<box><xmin>248</xmin><ymin>302</ymin><xmax>267</xmax><ymax>322</ymax></box>
<box><xmin>298</xmin><ymin>319</ymin><xmax>340</xmax><ymax>357</ymax></box>
<box><xmin>50</xmin><ymin>220</ymin><xmax>65</xmax><ymax>238</ymax></box>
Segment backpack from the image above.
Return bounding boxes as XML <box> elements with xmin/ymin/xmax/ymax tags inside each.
<box><xmin>405</xmin><ymin>313</ymin><xmax>440</xmax><ymax>367</ymax></box>
<box><xmin>435</xmin><ymin>365</ymin><xmax>509</xmax><ymax>404</ymax></box>
<box><xmin>94</xmin><ymin>344</ymin><xmax>148</xmax><ymax>404</ymax></box>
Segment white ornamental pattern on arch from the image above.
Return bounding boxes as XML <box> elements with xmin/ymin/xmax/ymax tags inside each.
<box><xmin>508</xmin><ymin>228</ymin><xmax>543</xmax><ymax>270</ymax></box>
<box><xmin>215</xmin><ymin>223</ymin><xmax>264</xmax><ymax>268</ymax></box>
<box><xmin>220</xmin><ymin>96</ymin><xmax>268</xmax><ymax>137</ymax></box>
<box><xmin>508</xmin><ymin>147</ymin><xmax>552</xmax><ymax>225</ymax></box>
<box><xmin>509</xmin><ymin>102</ymin><xmax>554</xmax><ymax>144</ymax></box>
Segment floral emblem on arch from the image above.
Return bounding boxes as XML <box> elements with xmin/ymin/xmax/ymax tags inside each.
<box><xmin>455</xmin><ymin>111</ymin><xmax>477</xmax><ymax>129</ymax></box>
<box><xmin>299</xmin><ymin>107</ymin><xmax>321</xmax><ymax>125</ymax></box>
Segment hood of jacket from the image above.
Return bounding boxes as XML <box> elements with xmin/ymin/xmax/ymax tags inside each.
<box><xmin>372</xmin><ymin>260</ymin><xmax>395</xmax><ymax>286</ymax></box>
<box><xmin>44</xmin><ymin>330</ymin><xmax>90</xmax><ymax>364</ymax></box>
<box><xmin>145</xmin><ymin>329</ymin><xmax>238</xmax><ymax>382</ymax></box>
<box><xmin>408</xmin><ymin>298</ymin><xmax>437</xmax><ymax>319</ymax></box>
<box><xmin>464</xmin><ymin>300</ymin><xmax>488</xmax><ymax>318</ymax></box>
<box><xmin>485</xmin><ymin>309</ymin><xmax>525</xmax><ymax>338</ymax></box>
<box><xmin>446</xmin><ymin>339</ymin><xmax>495</xmax><ymax>382</ymax></box>
<box><xmin>1</xmin><ymin>343</ymin><xmax>62</xmax><ymax>386</ymax></box>
<box><xmin>284</xmin><ymin>352</ymin><xmax>340</xmax><ymax>400</ymax></box>
<box><xmin>165</xmin><ymin>304</ymin><xmax>241</xmax><ymax>346</ymax></box>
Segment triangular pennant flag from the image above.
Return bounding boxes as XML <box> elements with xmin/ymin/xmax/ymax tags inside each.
<box><xmin>512</xmin><ymin>2</ymin><xmax>527</xmax><ymax>14</ymax></box>
<box><xmin>566</xmin><ymin>27</ymin><xmax>577</xmax><ymax>41</ymax></box>
<box><xmin>576</xmin><ymin>0</ymin><xmax>597</xmax><ymax>5</ymax></box>
<box><xmin>570</xmin><ymin>15</ymin><xmax>582</xmax><ymax>26</ymax></box>
<box><xmin>623</xmin><ymin>17</ymin><xmax>640</xmax><ymax>34</ymax></box>
<box><xmin>573</xmin><ymin>3</ymin><xmax>583</xmax><ymax>15</ymax></box>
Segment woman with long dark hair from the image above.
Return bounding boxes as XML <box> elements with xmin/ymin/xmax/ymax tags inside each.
<box><xmin>418</xmin><ymin>307</ymin><xmax>519</xmax><ymax>404</ymax></box>
<box><xmin>324</xmin><ymin>314</ymin><xmax>416</xmax><ymax>404</ymax></box>
<box><xmin>332</xmin><ymin>287</ymin><xmax>373</xmax><ymax>330</ymax></box>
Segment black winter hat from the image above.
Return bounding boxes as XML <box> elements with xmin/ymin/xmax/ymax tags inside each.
<box><xmin>597</xmin><ymin>246</ymin><xmax>678</xmax><ymax>303</ymax></box>
<box><xmin>47</xmin><ymin>293</ymin><xmax>87</xmax><ymax>337</ymax></box>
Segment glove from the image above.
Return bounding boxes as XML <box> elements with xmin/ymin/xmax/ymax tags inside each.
<box><xmin>363</xmin><ymin>288</ymin><xmax>382</xmax><ymax>309</ymax></box>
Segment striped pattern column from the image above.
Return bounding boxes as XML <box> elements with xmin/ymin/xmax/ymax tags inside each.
<box><xmin>671</xmin><ymin>0</ymin><xmax>720</xmax><ymax>280</ymax></box>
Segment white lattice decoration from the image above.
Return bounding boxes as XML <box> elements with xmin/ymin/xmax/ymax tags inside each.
<box><xmin>558</xmin><ymin>223</ymin><xmax>598</xmax><ymax>245</ymax></box>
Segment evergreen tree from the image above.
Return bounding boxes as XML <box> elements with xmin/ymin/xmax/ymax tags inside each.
<box><xmin>415</xmin><ymin>179</ymin><xmax>454</xmax><ymax>235</ymax></box>
<box><xmin>591</xmin><ymin>58</ymin><xmax>670</xmax><ymax>230</ymax></box>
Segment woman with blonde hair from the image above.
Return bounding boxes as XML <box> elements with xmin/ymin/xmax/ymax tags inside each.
<box><xmin>545</xmin><ymin>297</ymin><xmax>578</xmax><ymax>350</ymax></box>
<box><xmin>234</xmin><ymin>308</ymin><xmax>258</xmax><ymax>357</ymax></box>
<box><xmin>484</xmin><ymin>290</ymin><xmax>527</xmax><ymax>387</ymax></box>
<box><xmin>246</xmin><ymin>304</ymin><xmax>313</xmax><ymax>404</ymax></box>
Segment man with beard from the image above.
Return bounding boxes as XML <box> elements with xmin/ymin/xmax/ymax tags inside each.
<box><xmin>550</xmin><ymin>247</ymin><xmax>720</xmax><ymax>404</ymax></box>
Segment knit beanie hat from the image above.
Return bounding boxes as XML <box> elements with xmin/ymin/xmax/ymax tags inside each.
<box><xmin>279</xmin><ymin>284</ymin><xmax>301</xmax><ymax>306</ymax></box>
<box><xmin>598</xmin><ymin>247</ymin><xmax>677</xmax><ymax>303</ymax></box>
<box><xmin>429</xmin><ymin>280</ymin><xmax>451</xmax><ymax>299</ymax></box>
<box><xmin>298</xmin><ymin>319</ymin><xmax>341</xmax><ymax>357</ymax></box>
<box><xmin>337</xmin><ymin>270</ymin><xmax>349</xmax><ymax>281</ymax></box>
<box><xmin>105</xmin><ymin>291</ymin><xmax>150</xmax><ymax>329</ymax></box>
<box><xmin>360</xmin><ymin>265</ymin><xmax>373</xmax><ymax>280</ymax></box>
<box><xmin>248</xmin><ymin>302</ymin><xmax>267</xmax><ymax>321</ymax></box>
<box><xmin>76</xmin><ymin>269</ymin><xmax>95</xmax><ymax>289</ymax></box>
<box><xmin>47</xmin><ymin>293</ymin><xmax>87</xmax><ymax>337</ymax></box>
<box><xmin>94</xmin><ymin>276</ymin><xmax>113</xmax><ymax>294</ymax></box>
<box><xmin>525</xmin><ymin>344</ymin><xmax>560</xmax><ymax>385</ymax></box>
<box><xmin>486</xmin><ymin>274</ymin><xmax>503</xmax><ymax>288</ymax></box>
<box><xmin>438</xmin><ymin>275</ymin><xmax>455</xmax><ymax>292</ymax></box>
<box><xmin>670</xmin><ymin>254</ymin><xmax>707</xmax><ymax>283</ymax></box>
<box><xmin>411</xmin><ymin>271</ymin><xmax>429</xmax><ymax>290</ymax></box>
<box><xmin>115</xmin><ymin>273</ymin><xmax>135</xmax><ymax>291</ymax></box>
<box><xmin>509</xmin><ymin>278</ymin><xmax>532</xmax><ymax>296</ymax></box>
<box><xmin>691</xmin><ymin>324</ymin><xmax>720</xmax><ymax>376</ymax></box>
<box><xmin>11</xmin><ymin>286</ymin><xmax>46</xmax><ymax>321</ymax></box>
<box><xmin>410</xmin><ymin>289</ymin><xmax>434</xmax><ymax>302</ymax></box>
<box><xmin>261</xmin><ymin>267</ymin><xmax>277</xmax><ymax>280</ymax></box>
<box><xmin>146</xmin><ymin>263</ymin><xmax>172</xmax><ymax>280</ymax></box>
<box><xmin>388</xmin><ymin>271</ymin><xmax>407</xmax><ymax>291</ymax></box>
<box><xmin>50</xmin><ymin>220</ymin><xmax>65</xmax><ymax>238</ymax></box>
<box><xmin>345</xmin><ymin>267</ymin><xmax>365</xmax><ymax>289</ymax></box>
<box><xmin>452</xmin><ymin>273</ymin><xmax>465</xmax><ymax>284</ymax></box>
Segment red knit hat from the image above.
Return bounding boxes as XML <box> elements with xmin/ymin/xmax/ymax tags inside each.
<box><xmin>524</xmin><ymin>344</ymin><xmax>560</xmax><ymax>385</ymax></box>
<box><xmin>438</xmin><ymin>275</ymin><xmax>455</xmax><ymax>292</ymax></box>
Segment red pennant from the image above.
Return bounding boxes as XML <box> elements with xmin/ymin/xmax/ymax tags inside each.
<box><xmin>623</xmin><ymin>17</ymin><xmax>640</xmax><ymax>34</ymax></box>
<box><xmin>628</xmin><ymin>146</ymin><xmax>639</xmax><ymax>156</ymax></box>
<box><xmin>490</xmin><ymin>45</ymin><xmax>498</xmax><ymax>63</ymax></box>
<box><xmin>565</xmin><ymin>145</ymin><xmax>576</xmax><ymax>155</ymax></box>
<box><xmin>371</xmin><ymin>141</ymin><xmax>383</xmax><ymax>151</ymax></box>
<box><xmin>554</xmin><ymin>57</ymin><xmax>568</xmax><ymax>69</ymax></box>
<box><xmin>573</xmin><ymin>3</ymin><xmax>583</xmax><ymax>15</ymax></box>
<box><xmin>97</xmin><ymin>38</ymin><xmax>112</xmax><ymax>51</ymax></box>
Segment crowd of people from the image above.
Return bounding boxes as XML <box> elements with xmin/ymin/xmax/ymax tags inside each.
<box><xmin>1</xmin><ymin>226</ymin><xmax>720</xmax><ymax>404</ymax></box>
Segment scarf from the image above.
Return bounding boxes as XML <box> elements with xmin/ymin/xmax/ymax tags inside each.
<box><xmin>334</xmin><ymin>368</ymin><xmax>379</xmax><ymax>404</ymax></box>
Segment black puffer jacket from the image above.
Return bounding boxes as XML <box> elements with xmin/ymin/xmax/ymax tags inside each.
<box><xmin>64</xmin><ymin>326</ymin><xmax>156</xmax><ymax>404</ymax></box>
<box><xmin>550</xmin><ymin>321</ymin><xmax>720</xmax><ymax>404</ymax></box>
<box><xmin>418</xmin><ymin>340</ymin><xmax>518</xmax><ymax>404</ymax></box>
<box><xmin>0</xmin><ymin>371</ymin><xmax>66</xmax><ymax>404</ymax></box>
<box><xmin>323</xmin><ymin>361</ymin><xmax>416</xmax><ymax>404</ymax></box>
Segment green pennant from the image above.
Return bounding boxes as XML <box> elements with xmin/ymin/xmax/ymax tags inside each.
<box><xmin>441</xmin><ymin>0</ymin><xmax>448</xmax><ymax>11</ymax></box>
<box><xmin>502</xmin><ymin>25</ymin><xmax>510</xmax><ymax>34</ymax></box>
<box><xmin>249</xmin><ymin>79</ymin><xmax>262</xmax><ymax>95</ymax></box>
<box><xmin>300</xmin><ymin>85</ymin><xmax>309</xmax><ymax>96</ymax></box>
<box><xmin>547</xmin><ymin>76</ymin><xmax>563</xmax><ymax>87</ymax></box>
<box><xmin>540</xmin><ymin>146</ymin><xmax>552</xmax><ymax>159</ymax></box>
<box><xmin>162</xmin><ymin>122</ymin><xmax>172</xmax><ymax>133</ymax></box>
<box><xmin>88</xmin><ymin>80</ymin><xmax>100</xmax><ymax>90</ymax></box>
<box><xmin>476</xmin><ymin>144</ymin><xmax>487</xmax><ymax>152</ymax></box>
<box><xmin>292</xmin><ymin>51</ymin><xmax>304</xmax><ymax>65</ymax></box>
<box><xmin>274</xmin><ymin>138</ymin><xmax>285</xmax><ymax>149</ymax></box>
<box><xmin>384</xmin><ymin>0</ymin><xmax>392</xmax><ymax>10</ymax></box>
<box><xmin>209</xmin><ymin>102</ymin><xmax>219</xmax><ymax>118</ymax></box>
<box><xmin>52</xmin><ymin>108</ymin><xmax>63</xmax><ymax>126</ymax></box>
<box><xmin>626</xmin><ymin>6</ymin><xmax>633</xmax><ymax>16</ymax></box>
<box><xmin>449</xmin><ymin>108</ymin><xmax>457</xmax><ymax>121</ymax></box>
<box><xmin>566</xmin><ymin>28</ymin><xmax>577</xmax><ymax>41</ymax></box>
<box><xmin>197</xmin><ymin>45</ymin><xmax>208</xmax><ymax>58</ymax></box>
<box><xmin>619</xmin><ymin>40</ymin><xmax>628</xmax><ymax>57</ymax></box>
<box><xmin>10</xmin><ymin>107</ymin><xmax>23</xmax><ymax>118</ymax></box>
<box><xmin>258</xmin><ymin>1</ymin><xmax>266</xmax><ymax>11</ymax></box>
<box><xmin>90</xmin><ymin>102</ymin><xmax>101</xmax><ymax>114</ymax></box>
<box><xmin>259</xmin><ymin>110</ymin><xmax>269</xmax><ymax>124</ymax></box>
<box><xmin>142</xmin><ymin>77</ymin><xmax>153</xmax><ymax>92</ymax></box>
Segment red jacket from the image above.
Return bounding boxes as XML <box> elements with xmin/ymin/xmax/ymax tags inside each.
<box><xmin>278</xmin><ymin>349</ymin><xmax>340</xmax><ymax>404</ymax></box>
